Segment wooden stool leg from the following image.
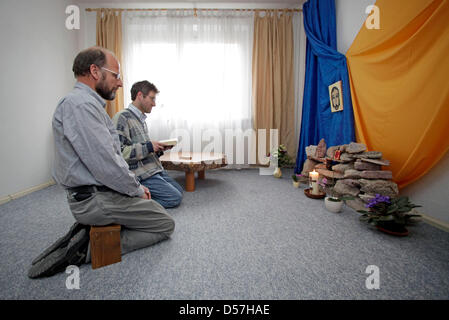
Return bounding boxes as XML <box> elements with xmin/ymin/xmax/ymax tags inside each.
<box><xmin>198</xmin><ymin>170</ymin><xmax>205</xmax><ymax>180</ymax></box>
<box><xmin>90</xmin><ymin>224</ymin><xmax>122</xmax><ymax>270</ymax></box>
<box><xmin>185</xmin><ymin>171</ymin><xmax>195</xmax><ymax>192</ymax></box>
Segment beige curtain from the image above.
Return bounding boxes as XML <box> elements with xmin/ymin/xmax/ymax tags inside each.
<box><xmin>252</xmin><ymin>10</ymin><xmax>295</xmax><ymax>162</ymax></box>
<box><xmin>96</xmin><ymin>9</ymin><xmax>124</xmax><ymax>118</ymax></box>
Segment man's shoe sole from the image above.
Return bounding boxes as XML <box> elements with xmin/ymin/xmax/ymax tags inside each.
<box><xmin>28</xmin><ymin>228</ymin><xmax>89</xmax><ymax>279</ymax></box>
<box><xmin>31</xmin><ymin>222</ymin><xmax>85</xmax><ymax>266</ymax></box>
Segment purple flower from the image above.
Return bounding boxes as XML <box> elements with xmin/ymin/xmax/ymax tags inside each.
<box><xmin>366</xmin><ymin>194</ymin><xmax>391</xmax><ymax>209</ymax></box>
<box><xmin>318</xmin><ymin>177</ymin><xmax>328</xmax><ymax>188</ymax></box>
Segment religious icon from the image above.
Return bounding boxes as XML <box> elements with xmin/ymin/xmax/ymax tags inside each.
<box><xmin>329</xmin><ymin>81</ymin><xmax>344</xmax><ymax>113</ymax></box>
<box><xmin>334</xmin><ymin>149</ymin><xmax>341</xmax><ymax>160</ymax></box>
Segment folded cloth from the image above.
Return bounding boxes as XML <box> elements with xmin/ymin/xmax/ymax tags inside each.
<box><xmin>28</xmin><ymin>223</ymin><xmax>90</xmax><ymax>279</ymax></box>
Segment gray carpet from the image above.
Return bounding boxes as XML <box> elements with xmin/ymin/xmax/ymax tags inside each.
<box><xmin>0</xmin><ymin>168</ymin><xmax>448</xmax><ymax>300</ymax></box>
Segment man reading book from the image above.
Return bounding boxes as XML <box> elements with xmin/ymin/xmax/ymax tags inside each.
<box><xmin>112</xmin><ymin>80</ymin><xmax>183</xmax><ymax>208</ymax></box>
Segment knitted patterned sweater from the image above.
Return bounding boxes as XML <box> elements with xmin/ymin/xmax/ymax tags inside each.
<box><xmin>112</xmin><ymin>109</ymin><xmax>164</xmax><ymax>181</ymax></box>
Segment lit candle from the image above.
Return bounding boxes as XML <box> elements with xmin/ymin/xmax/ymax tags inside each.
<box><xmin>309</xmin><ymin>170</ymin><xmax>319</xmax><ymax>181</ymax></box>
<box><xmin>309</xmin><ymin>170</ymin><xmax>319</xmax><ymax>195</ymax></box>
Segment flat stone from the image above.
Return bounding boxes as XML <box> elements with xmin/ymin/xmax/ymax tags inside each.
<box><xmin>352</xmin><ymin>151</ymin><xmax>383</xmax><ymax>159</ymax></box>
<box><xmin>354</xmin><ymin>159</ymin><xmax>381</xmax><ymax>171</ymax></box>
<box><xmin>346</xmin><ymin>142</ymin><xmax>367</xmax><ymax>154</ymax></box>
<box><xmin>334</xmin><ymin>180</ymin><xmax>360</xmax><ymax>197</ymax></box>
<box><xmin>326</xmin><ymin>145</ymin><xmax>340</xmax><ymax>159</ymax></box>
<box><xmin>332</xmin><ymin>163</ymin><xmax>354</xmax><ymax>173</ymax></box>
<box><xmin>301</xmin><ymin>159</ymin><xmax>319</xmax><ymax>175</ymax></box>
<box><xmin>346</xmin><ymin>198</ymin><xmax>368</xmax><ymax>212</ymax></box>
<box><xmin>339</xmin><ymin>153</ymin><xmax>355</xmax><ymax>162</ymax></box>
<box><xmin>359</xmin><ymin>179</ymin><xmax>399</xmax><ymax>198</ymax></box>
<box><xmin>361</xmin><ymin>158</ymin><xmax>390</xmax><ymax>166</ymax></box>
<box><xmin>315</xmin><ymin>139</ymin><xmax>327</xmax><ymax>158</ymax></box>
<box><xmin>360</xmin><ymin>170</ymin><xmax>393</xmax><ymax>180</ymax></box>
<box><xmin>339</xmin><ymin>144</ymin><xmax>349</xmax><ymax>152</ymax></box>
<box><xmin>359</xmin><ymin>193</ymin><xmax>376</xmax><ymax>203</ymax></box>
<box><xmin>308</xmin><ymin>156</ymin><xmax>326</xmax><ymax>163</ymax></box>
<box><xmin>316</xmin><ymin>168</ymin><xmax>344</xmax><ymax>179</ymax></box>
<box><xmin>305</xmin><ymin>145</ymin><xmax>317</xmax><ymax>158</ymax></box>
<box><xmin>344</xmin><ymin>169</ymin><xmax>363</xmax><ymax>179</ymax></box>
<box><xmin>314</xmin><ymin>163</ymin><xmax>327</xmax><ymax>169</ymax></box>
<box><xmin>340</xmin><ymin>179</ymin><xmax>361</xmax><ymax>188</ymax></box>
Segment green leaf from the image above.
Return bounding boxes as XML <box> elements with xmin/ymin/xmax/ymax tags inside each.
<box><xmin>397</xmin><ymin>197</ymin><xmax>408</xmax><ymax>206</ymax></box>
<box><xmin>387</xmin><ymin>205</ymin><xmax>398</xmax><ymax>214</ymax></box>
<box><xmin>378</xmin><ymin>215</ymin><xmax>394</xmax><ymax>221</ymax></box>
<box><xmin>359</xmin><ymin>215</ymin><xmax>370</xmax><ymax>222</ymax></box>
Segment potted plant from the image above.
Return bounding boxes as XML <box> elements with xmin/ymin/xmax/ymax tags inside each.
<box><xmin>276</xmin><ymin>144</ymin><xmax>295</xmax><ymax>168</ymax></box>
<box><xmin>292</xmin><ymin>174</ymin><xmax>301</xmax><ymax>188</ymax></box>
<box><xmin>357</xmin><ymin>194</ymin><xmax>421</xmax><ymax>236</ymax></box>
<box><xmin>319</xmin><ymin>177</ymin><xmax>354</xmax><ymax>213</ymax></box>
<box><xmin>268</xmin><ymin>144</ymin><xmax>295</xmax><ymax>178</ymax></box>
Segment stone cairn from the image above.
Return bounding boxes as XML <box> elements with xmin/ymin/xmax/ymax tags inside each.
<box><xmin>301</xmin><ymin>139</ymin><xmax>398</xmax><ymax>212</ymax></box>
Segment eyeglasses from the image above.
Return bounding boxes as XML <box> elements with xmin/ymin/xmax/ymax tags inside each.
<box><xmin>101</xmin><ymin>67</ymin><xmax>121</xmax><ymax>80</ymax></box>
<box><xmin>145</xmin><ymin>95</ymin><xmax>156</xmax><ymax>102</ymax></box>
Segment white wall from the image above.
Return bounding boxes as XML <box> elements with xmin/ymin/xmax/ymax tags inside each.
<box><xmin>335</xmin><ymin>0</ymin><xmax>449</xmax><ymax>225</ymax></box>
<box><xmin>0</xmin><ymin>0</ymin><xmax>78</xmax><ymax>199</ymax></box>
<box><xmin>336</xmin><ymin>0</ymin><xmax>375</xmax><ymax>54</ymax></box>
<box><xmin>401</xmin><ymin>153</ymin><xmax>449</xmax><ymax>225</ymax></box>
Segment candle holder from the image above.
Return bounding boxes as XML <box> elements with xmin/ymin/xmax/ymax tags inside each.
<box><xmin>304</xmin><ymin>188</ymin><xmax>326</xmax><ymax>199</ymax></box>
<box><xmin>305</xmin><ymin>170</ymin><xmax>326</xmax><ymax>199</ymax></box>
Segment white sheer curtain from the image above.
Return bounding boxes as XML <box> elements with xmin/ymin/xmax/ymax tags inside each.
<box><xmin>123</xmin><ymin>10</ymin><xmax>254</xmax><ymax>159</ymax></box>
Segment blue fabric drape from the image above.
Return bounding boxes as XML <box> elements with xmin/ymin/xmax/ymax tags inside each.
<box><xmin>294</xmin><ymin>0</ymin><xmax>355</xmax><ymax>173</ymax></box>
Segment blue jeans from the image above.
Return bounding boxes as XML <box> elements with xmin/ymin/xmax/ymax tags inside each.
<box><xmin>140</xmin><ymin>171</ymin><xmax>183</xmax><ymax>208</ymax></box>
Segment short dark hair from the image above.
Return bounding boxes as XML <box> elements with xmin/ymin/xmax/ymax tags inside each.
<box><xmin>131</xmin><ymin>81</ymin><xmax>159</xmax><ymax>101</ymax></box>
<box><xmin>72</xmin><ymin>47</ymin><xmax>107</xmax><ymax>77</ymax></box>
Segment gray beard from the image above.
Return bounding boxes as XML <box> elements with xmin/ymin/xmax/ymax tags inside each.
<box><xmin>95</xmin><ymin>75</ymin><xmax>116</xmax><ymax>101</ymax></box>
<box><xmin>96</xmin><ymin>85</ymin><xmax>116</xmax><ymax>101</ymax></box>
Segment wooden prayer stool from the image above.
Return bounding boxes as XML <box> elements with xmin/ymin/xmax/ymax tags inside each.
<box><xmin>159</xmin><ymin>152</ymin><xmax>227</xmax><ymax>192</ymax></box>
<box><xmin>89</xmin><ymin>224</ymin><xmax>122</xmax><ymax>269</ymax></box>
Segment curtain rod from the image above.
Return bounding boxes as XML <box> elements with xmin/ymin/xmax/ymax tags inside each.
<box><xmin>85</xmin><ymin>8</ymin><xmax>302</xmax><ymax>13</ymax></box>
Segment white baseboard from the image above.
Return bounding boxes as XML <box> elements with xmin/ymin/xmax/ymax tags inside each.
<box><xmin>418</xmin><ymin>211</ymin><xmax>449</xmax><ymax>233</ymax></box>
<box><xmin>0</xmin><ymin>180</ymin><xmax>56</xmax><ymax>205</ymax></box>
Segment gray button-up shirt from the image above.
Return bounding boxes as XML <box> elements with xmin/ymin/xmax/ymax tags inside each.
<box><xmin>52</xmin><ymin>82</ymin><xmax>144</xmax><ymax>197</ymax></box>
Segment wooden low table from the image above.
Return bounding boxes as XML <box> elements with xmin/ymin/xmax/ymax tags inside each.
<box><xmin>159</xmin><ymin>152</ymin><xmax>227</xmax><ymax>192</ymax></box>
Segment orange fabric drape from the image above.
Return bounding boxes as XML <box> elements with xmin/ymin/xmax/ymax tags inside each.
<box><xmin>346</xmin><ymin>0</ymin><xmax>449</xmax><ymax>189</ymax></box>
<box><xmin>96</xmin><ymin>9</ymin><xmax>124</xmax><ymax>118</ymax></box>
<box><xmin>252</xmin><ymin>10</ymin><xmax>295</xmax><ymax>161</ymax></box>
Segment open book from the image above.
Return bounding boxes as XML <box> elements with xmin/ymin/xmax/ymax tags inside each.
<box><xmin>159</xmin><ymin>138</ymin><xmax>178</xmax><ymax>146</ymax></box>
